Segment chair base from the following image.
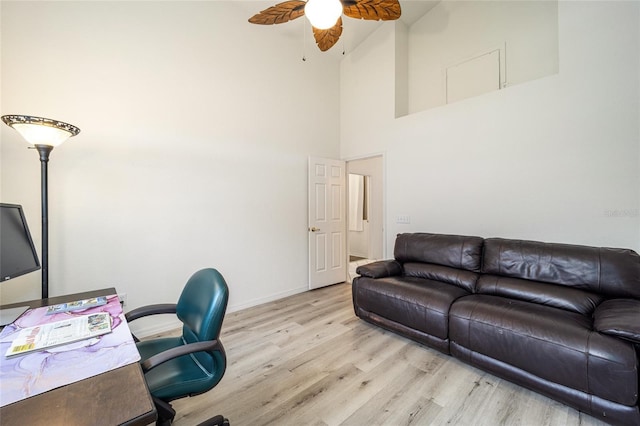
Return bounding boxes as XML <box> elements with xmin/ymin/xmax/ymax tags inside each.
<box><xmin>153</xmin><ymin>396</ymin><xmax>228</xmax><ymax>426</ymax></box>
<box><xmin>196</xmin><ymin>415</ymin><xmax>230</xmax><ymax>426</ymax></box>
<box><xmin>154</xmin><ymin>396</ymin><xmax>176</xmax><ymax>426</ymax></box>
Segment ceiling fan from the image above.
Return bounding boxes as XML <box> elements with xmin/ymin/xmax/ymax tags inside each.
<box><xmin>248</xmin><ymin>0</ymin><xmax>401</xmax><ymax>52</ymax></box>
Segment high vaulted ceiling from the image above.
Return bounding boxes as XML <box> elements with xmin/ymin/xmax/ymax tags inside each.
<box><xmin>241</xmin><ymin>0</ymin><xmax>440</xmax><ymax>58</ymax></box>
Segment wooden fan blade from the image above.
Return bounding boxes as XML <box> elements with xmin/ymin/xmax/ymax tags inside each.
<box><xmin>312</xmin><ymin>18</ymin><xmax>343</xmax><ymax>51</ymax></box>
<box><xmin>342</xmin><ymin>0</ymin><xmax>401</xmax><ymax>21</ymax></box>
<box><xmin>249</xmin><ymin>0</ymin><xmax>306</xmax><ymax>25</ymax></box>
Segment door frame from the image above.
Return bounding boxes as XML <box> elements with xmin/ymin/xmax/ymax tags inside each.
<box><xmin>346</xmin><ymin>153</ymin><xmax>386</xmax><ymax>262</ymax></box>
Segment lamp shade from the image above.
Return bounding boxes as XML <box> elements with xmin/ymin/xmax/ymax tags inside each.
<box><xmin>305</xmin><ymin>0</ymin><xmax>343</xmax><ymax>30</ymax></box>
<box><xmin>1</xmin><ymin>115</ymin><xmax>80</xmax><ymax>147</ymax></box>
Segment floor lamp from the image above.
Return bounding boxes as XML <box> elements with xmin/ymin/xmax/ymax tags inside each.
<box><xmin>1</xmin><ymin>115</ymin><xmax>80</xmax><ymax>299</ymax></box>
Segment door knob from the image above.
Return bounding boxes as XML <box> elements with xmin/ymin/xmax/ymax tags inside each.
<box><xmin>309</xmin><ymin>227</ymin><xmax>321</xmax><ymax>232</ymax></box>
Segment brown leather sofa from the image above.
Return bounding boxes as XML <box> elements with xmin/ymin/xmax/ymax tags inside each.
<box><xmin>352</xmin><ymin>233</ymin><xmax>640</xmax><ymax>425</ymax></box>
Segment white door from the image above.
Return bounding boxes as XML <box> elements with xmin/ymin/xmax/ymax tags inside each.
<box><xmin>308</xmin><ymin>157</ymin><xmax>347</xmax><ymax>289</ymax></box>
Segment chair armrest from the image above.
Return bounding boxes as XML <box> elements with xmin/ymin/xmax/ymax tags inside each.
<box><xmin>356</xmin><ymin>260</ymin><xmax>402</xmax><ymax>279</ymax></box>
<box><xmin>594</xmin><ymin>299</ymin><xmax>640</xmax><ymax>344</ymax></box>
<box><xmin>125</xmin><ymin>304</ymin><xmax>178</xmax><ymax>342</ymax></box>
<box><xmin>141</xmin><ymin>340</ymin><xmax>224</xmax><ymax>373</ymax></box>
<box><xmin>125</xmin><ymin>303</ymin><xmax>177</xmax><ymax>323</ymax></box>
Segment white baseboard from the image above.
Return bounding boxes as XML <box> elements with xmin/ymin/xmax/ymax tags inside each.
<box><xmin>130</xmin><ymin>285</ymin><xmax>310</xmax><ymax>339</ymax></box>
<box><xmin>226</xmin><ymin>285</ymin><xmax>308</xmax><ymax>314</ymax></box>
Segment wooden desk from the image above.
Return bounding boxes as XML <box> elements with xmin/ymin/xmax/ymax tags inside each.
<box><xmin>0</xmin><ymin>289</ymin><xmax>157</xmax><ymax>426</ymax></box>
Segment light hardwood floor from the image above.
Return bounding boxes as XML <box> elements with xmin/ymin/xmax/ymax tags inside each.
<box><xmin>164</xmin><ymin>282</ymin><xmax>607</xmax><ymax>426</ymax></box>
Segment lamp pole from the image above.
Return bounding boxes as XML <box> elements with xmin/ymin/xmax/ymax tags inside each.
<box><xmin>35</xmin><ymin>145</ymin><xmax>53</xmax><ymax>299</ymax></box>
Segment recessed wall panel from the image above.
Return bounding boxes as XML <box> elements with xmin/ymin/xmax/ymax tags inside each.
<box><xmin>446</xmin><ymin>50</ymin><xmax>500</xmax><ymax>104</ymax></box>
<box><xmin>315</xmin><ymin>234</ymin><xmax>327</xmax><ymax>272</ymax></box>
<box><xmin>315</xmin><ymin>183</ymin><xmax>326</xmax><ymax>222</ymax></box>
<box><xmin>331</xmin><ymin>232</ymin><xmax>342</xmax><ymax>269</ymax></box>
<box><xmin>331</xmin><ymin>184</ymin><xmax>341</xmax><ymax>221</ymax></box>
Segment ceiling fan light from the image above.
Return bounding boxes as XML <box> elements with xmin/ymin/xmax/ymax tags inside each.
<box><xmin>305</xmin><ymin>0</ymin><xmax>343</xmax><ymax>30</ymax></box>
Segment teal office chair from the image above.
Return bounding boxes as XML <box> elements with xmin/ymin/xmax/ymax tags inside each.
<box><xmin>126</xmin><ymin>268</ymin><xmax>229</xmax><ymax>426</ymax></box>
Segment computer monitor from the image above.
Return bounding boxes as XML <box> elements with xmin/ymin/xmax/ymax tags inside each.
<box><xmin>0</xmin><ymin>203</ymin><xmax>41</xmax><ymax>325</ymax></box>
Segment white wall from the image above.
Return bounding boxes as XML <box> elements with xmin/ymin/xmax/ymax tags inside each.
<box><xmin>341</xmin><ymin>1</ymin><xmax>640</xmax><ymax>254</ymax></box>
<box><xmin>1</xmin><ymin>1</ymin><xmax>341</xmax><ymax>334</ymax></box>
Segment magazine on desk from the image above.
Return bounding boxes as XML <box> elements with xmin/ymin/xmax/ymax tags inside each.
<box><xmin>45</xmin><ymin>296</ymin><xmax>108</xmax><ymax>315</ymax></box>
<box><xmin>4</xmin><ymin>312</ymin><xmax>112</xmax><ymax>357</ymax></box>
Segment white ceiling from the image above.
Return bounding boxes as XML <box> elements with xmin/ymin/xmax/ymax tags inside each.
<box><xmin>241</xmin><ymin>0</ymin><xmax>440</xmax><ymax>58</ymax></box>
<box><xmin>398</xmin><ymin>0</ymin><xmax>440</xmax><ymax>26</ymax></box>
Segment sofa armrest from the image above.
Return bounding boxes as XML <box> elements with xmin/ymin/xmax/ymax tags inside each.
<box><xmin>593</xmin><ymin>299</ymin><xmax>640</xmax><ymax>344</ymax></box>
<box><xmin>356</xmin><ymin>260</ymin><xmax>402</xmax><ymax>279</ymax></box>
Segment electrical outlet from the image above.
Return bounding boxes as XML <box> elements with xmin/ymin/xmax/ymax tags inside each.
<box><xmin>118</xmin><ymin>293</ymin><xmax>127</xmax><ymax>308</ymax></box>
<box><xmin>396</xmin><ymin>214</ymin><xmax>411</xmax><ymax>224</ymax></box>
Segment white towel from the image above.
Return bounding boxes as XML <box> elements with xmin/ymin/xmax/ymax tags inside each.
<box><xmin>349</xmin><ymin>174</ymin><xmax>364</xmax><ymax>231</ymax></box>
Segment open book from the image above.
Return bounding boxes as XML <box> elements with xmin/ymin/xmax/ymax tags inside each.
<box><xmin>5</xmin><ymin>313</ymin><xmax>112</xmax><ymax>357</ymax></box>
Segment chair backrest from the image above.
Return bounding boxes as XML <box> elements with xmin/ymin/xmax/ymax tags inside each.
<box><xmin>176</xmin><ymin>268</ymin><xmax>229</xmax><ymax>373</ymax></box>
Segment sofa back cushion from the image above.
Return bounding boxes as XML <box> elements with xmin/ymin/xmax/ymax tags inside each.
<box><xmin>476</xmin><ymin>275</ymin><xmax>605</xmax><ymax>315</ymax></box>
<box><xmin>394</xmin><ymin>233</ymin><xmax>484</xmax><ymax>272</ymax></box>
<box><xmin>482</xmin><ymin>238</ymin><xmax>640</xmax><ymax>299</ymax></box>
<box><xmin>403</xmin><ymin>263</ymin><xmax>479</xmax><ymax>293</ymax></box>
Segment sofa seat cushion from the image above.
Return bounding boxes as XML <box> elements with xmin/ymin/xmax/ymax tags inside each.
<box><xmin>353</xmin><ymin>276</ymin><xmax>469</xmax><ymax>340</ymax></box>
<box><xmin>450</xmin><ymin>295</ymin><xmax>638</xmax><ymax>406</ymax></box>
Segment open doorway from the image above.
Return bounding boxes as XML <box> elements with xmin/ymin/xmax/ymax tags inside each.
<box><xmin>347</xmin><ymin>156</ymin><xmax>384</xmax><ymax>281</ymax></box>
